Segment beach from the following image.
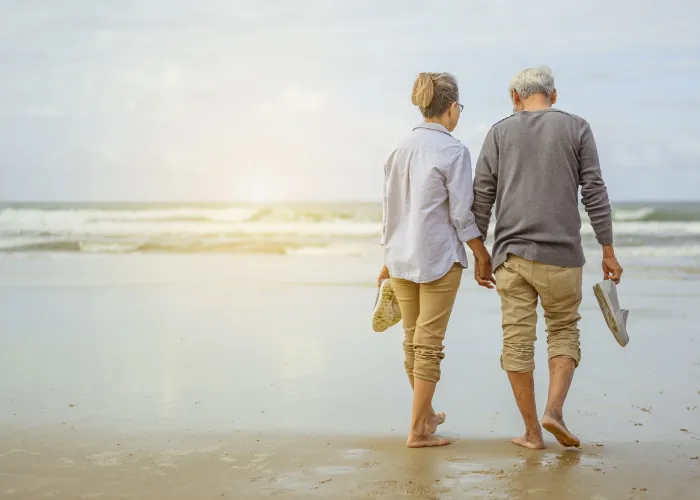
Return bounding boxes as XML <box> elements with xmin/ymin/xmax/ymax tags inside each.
<box><xmin>2</xmin><ymin>0</ymin><xmax>699</xmax><ymax>495</ymax></box>
<box><xmin>1</xmin><ymin>202</ymin><xmax>700</xmax><ymax>498</ymax></box>
<box><xmin>1</xmin><ymin>247</ymin><xmax>699</xmax><ymax>499</ymax></box>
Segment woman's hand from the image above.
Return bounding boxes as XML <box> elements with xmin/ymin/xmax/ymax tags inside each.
<box><xmin>377</xmin><ymin>265</ymin><xmax>390</xmax><ymax>287</ymax></box>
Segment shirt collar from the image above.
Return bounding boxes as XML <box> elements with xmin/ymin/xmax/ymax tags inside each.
<box><xmin>412</xmin><ymin>122</ymin><xmax>453</xmax><ymax>136</ymax></box>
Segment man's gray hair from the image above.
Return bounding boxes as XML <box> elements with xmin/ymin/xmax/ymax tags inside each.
<box><xmin>509</xmin><ymin>66</ymin><xmax>555</xmax><ymax>99</ymax></box>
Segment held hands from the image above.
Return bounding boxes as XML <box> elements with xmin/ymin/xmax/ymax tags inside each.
<box><xmin>377</xmin><ymin>265</ymin><xmax>390</xmax><ymax>287</ymax></box>
<box><xmin>602</xmin><ymin>245</ymin><xmax>623</xmax><ymax>284</ymax></box>
<box><xmin>473</xmin><ymin>253</ymin><xmax>496</xmax><ymax>289</ymax></box>
<box><xmin>466</xmin><ymin>238</ymin><xmax>495</xmax><ymax>290</ymax></box>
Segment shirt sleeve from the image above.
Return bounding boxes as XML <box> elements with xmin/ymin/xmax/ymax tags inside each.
<box><xmin>579</xmin><ymin>122</ymin><xmax>613</xmax><ymax>245</ymax></box>
<box><xmin>380</xmin><ymin>161</ymin><xmax>388</xmax><ymax>246</ymax></box>
<box><xmin>472</xmin><ymin>128</ymin><xmax>498</xmax><ymax>240</ymax></box>
<box><xmin>446</xmin><ymin>145</ymin><xmax>482</xmax><ymax>242</ymax></box>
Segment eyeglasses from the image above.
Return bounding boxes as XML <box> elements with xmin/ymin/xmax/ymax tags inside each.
<box><xmin>456</xmin><ymin>103</ymin><xmax>464</xmax><ymax>112</ymax></box>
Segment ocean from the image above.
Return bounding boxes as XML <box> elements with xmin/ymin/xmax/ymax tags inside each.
<box><xmin>1</xmin><ymin>201</ymin><xmax>700</xmax><ymax>271</ymax></box>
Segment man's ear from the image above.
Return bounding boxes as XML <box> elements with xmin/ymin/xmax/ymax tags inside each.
<box><xmin>511</xmin><ymin>90</ymin><xmax>520</xmax><ymax>110</ymax></box>
<box><xmin>550</xmin><ymin>89</ymin><xmax>558</xmax><ymax>105</ymax></box>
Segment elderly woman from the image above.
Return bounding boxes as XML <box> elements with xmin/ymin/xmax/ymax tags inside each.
<box><xmin>378</xmin><ymin>72</ymin><xmax>493</xmax><ymax>448</ymax></box>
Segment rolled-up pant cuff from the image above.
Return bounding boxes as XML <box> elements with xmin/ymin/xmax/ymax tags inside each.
<box><xmin>403</xmin><ymin>341</ymin><xmax>414</xmax><ymax>377</ymax></box>
<box><xmin>548</xmin><ymin>349</ymin><xmax>581</xmax><ymax>368</ymax></box>
<box><xmin>409</xmin><ymin>345</ymin><xmax>443</xmax><ymax>383</ymax></box>
<box><xmin>413</xmin><ymin>370</ymin><xmax>441</xmax><ymax>383</ymax></box>
<box><xmin>500</xmin><ymin>354</ymin><xmax>535</xmax><ymax>373</ymax></box>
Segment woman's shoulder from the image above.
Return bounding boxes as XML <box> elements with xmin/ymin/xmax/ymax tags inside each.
<box><xmin>397</xmin><ymin>128</ymin><xmax>467</xmax><ymax>155</ymax></box>
<box><xmin>437</xmin><ymin>139</ymin><xmax>470</xmax><ymax>162</ymax></box>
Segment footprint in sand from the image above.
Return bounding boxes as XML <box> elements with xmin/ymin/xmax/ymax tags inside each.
<box><xmin>343</xmin><ymin>448</ymin><xmax>370</xmax><ymax>459</ymax></box>
<box><xmin>230</xmin><ymin>452</ymin><xmax>273</xmax><ymax>471</ymax></box>
<box><xmin>313</xmin><ymin>466</ymin><xmax>355</xmax><ymax>475</ymax></box>
<box><xmin>87</xmin><ymin>452</ymin><xmax>122</xmax><ymax>467</ymax></box>
<box><xmin>153</xmin><ymin>449</ymin><xmax>194</xmax><ymax>468</ymax></box>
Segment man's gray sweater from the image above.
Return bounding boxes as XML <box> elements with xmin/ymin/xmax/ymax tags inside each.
<box><xmin>472</xmin><ymin>108</ymin><xmax>613</xmax><ymax>270</ymax></box>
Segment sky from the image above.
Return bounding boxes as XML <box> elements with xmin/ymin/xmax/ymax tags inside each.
<box><xmin>1</xmin><ymin>0</ymin><xmax>699</xmax><ymax>202</ymax></box>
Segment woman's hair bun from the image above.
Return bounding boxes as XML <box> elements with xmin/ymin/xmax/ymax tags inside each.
<box><xmin>411</xmin><ymin>72</ymin><xmax>435</xmax><ymax>108</ymax></box>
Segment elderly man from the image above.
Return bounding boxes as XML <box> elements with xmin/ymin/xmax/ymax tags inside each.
<box><xmin>472</xmin><ymin>66</ymin><xmax>623</xmax><ymax>449</ymax></box>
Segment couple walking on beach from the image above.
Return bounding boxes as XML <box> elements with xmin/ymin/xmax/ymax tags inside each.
<box><xmin>377</xmin><ymin>66</ymin><xmax>624</xmax><ymax>449</ymax></box>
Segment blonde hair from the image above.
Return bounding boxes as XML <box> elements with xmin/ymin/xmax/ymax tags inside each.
<box><xmin>411</xmin><ymin>72</ymin><xmax>459</xmax><ymax>118</ymax></box>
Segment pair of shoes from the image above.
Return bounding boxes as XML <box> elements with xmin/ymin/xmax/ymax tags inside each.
<box><xmin>593</xmin><ymin>280</ymin><xmax>630</xmax><ymax>347</ymax></box>
<box><xmin>374</xmin><ymin>277</ymin><xmax>630</xmax><ymax>343</ymax></box>
<box><xmin>372</xmin><ymin>279</ymin><xmax>401</xmax><ymax>332</ymax></box>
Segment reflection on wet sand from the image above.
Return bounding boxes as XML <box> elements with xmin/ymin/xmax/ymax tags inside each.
<box><xmin>505</xmin><ymin>450</ymin><xmax>584</xmax><ymax>498</ymax></box>
<box><xmin>1</xmin><ymin>255</ymin><xmax>700</xmax><ymax>498</ymax></box>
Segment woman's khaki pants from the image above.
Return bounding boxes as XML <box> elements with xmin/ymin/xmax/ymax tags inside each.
<box><xmin>391</xmin><ymin>264</ymin><xmax>462</xmax><ymax>383</ymax></box>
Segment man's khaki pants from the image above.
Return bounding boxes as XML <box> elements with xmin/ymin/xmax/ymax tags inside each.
<box><xmin>391</xmin><ymin>264</ymin><xmax>462</xmax><ymax>383</ymax></box>
<box><xmin>495</xmin><ymin>255</ymin><xmax>583</xmax><ymax>373</ymax></box>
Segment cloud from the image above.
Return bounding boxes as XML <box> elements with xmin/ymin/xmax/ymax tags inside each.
<box><xmin>675</xmin><ymin>138</ymin><xmax>700</xmax><ymax>160</ymax></box>
<box><xmin>258</xmin><ymin>85</ymin><xmax>328</xmax><ymax>118</ymax></box>
<box><xmin>0</xmin><ymin>0</ymin><xmax>699</xmax><ymax>201</ymax></box>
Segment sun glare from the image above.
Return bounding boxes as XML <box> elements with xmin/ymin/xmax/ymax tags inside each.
<box><xmin>246</xmin><ymin>185</ymin><xmax>275</xmax><ymax>204</ymax></box>
<box><xmin>240</xmin><ymin>177</ymin><xmax>291</xmax><ymax>204</ymax></box>
<box><xmin>251</xmin><ymin>189</ymin><xmax>271</xmax><ymax>203</ymax></box>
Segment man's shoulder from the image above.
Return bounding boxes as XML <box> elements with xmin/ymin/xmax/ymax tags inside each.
<box><xmin>489</xmin><ymin>114</ymin><xmax>517</xmax><ymax>132</ymax></box>
<box><xmin>490</xmin><ymin>109</ymin><xmax>591</xmax><ymax>130</ymax></box>
<box><xmin>545</xmin><ymin>109</ymin><xmax>590</xmax><ymax>127</ymax></box>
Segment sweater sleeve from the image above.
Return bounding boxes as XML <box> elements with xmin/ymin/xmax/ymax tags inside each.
<box><xmin>579</xmin><ymin>122</ymin><xmax>613</xmax><ymax>245</ymax></box>
<box><xmin>472</xmin><ymin>128</ymin><xmax>498</xmax><ymax>241</ymax></box>
<box><xmin>380</xmin><ymin>161</ymin><xmax>388</xmax><ymax>246</ymax></box>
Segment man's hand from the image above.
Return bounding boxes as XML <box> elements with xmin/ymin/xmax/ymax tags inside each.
<box><xmin>466</xmin><ymin>238</ymin><xmax>495</xmax><ymax>289</ymax></box>
<box><xmin>473</xmin><ymin>254</ymin><xmax>496</xmax><ymax>289</ymax></box>
<box><xmin>377</xmin><ymin>265</ymin><xmax>390</xmax><ymax>287</ymax></box>
<box><xmin>602</xmin><ymin>245</ymin><xmax>623</xmax><ymax>284</ymax></box>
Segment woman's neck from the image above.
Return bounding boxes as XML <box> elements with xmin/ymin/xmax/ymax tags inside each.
<box><xmin>425</xmin><ymin>117</ymin><xmax>451</xmax><ymax>130</ymax></box>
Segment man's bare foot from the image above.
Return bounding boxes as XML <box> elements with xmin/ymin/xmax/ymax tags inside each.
<box><xmin>542</xmin><ymin>411</ymin><xmax>580</xmax><ymax>448</ymax></box>
<box><xmin>407</xmin><ymin>432</ymin><xmax>451</xmax><ymax>448</ymax></box>
<box><xmin>511</xmin><ymin>431</ymin><xmax>545</xmax><ymax>450</ymax></box>
<box><xmin>426</xmin><ymin>412</ymin><xmax>446</xmax><ymax>434</ymax></box>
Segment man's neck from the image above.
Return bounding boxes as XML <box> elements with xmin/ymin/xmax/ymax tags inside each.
<box><xmin>521</xmin><ymin>104</ymin><xmax>551</xmax><ymax>112</ymax></box>
<box><xmin>519</xmin><ymin>95</ymin><xmax>552</xmax><ymax>112</ymax></box>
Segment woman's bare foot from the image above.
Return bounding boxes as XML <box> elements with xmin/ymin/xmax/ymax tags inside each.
<box><xmin>511</xmin><ymin>428</ymin><xmax>545</xmax><ymax>450</ymax></box>
<box><xmin>407</xmin><ymin>432</ymin><xmax>451</xmax><ymax>448</ymax></box>
<box><xmin>542</xmin><ymin>411</ymin><xmax>580</xmax><ymax>448</ymax></box>
<box><xmin>425</xmin><ymin>412</ymin><xmax>446</xmax><ymax>434</ymax></box>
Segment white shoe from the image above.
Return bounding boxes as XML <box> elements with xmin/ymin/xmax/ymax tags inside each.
<box><xmin>593</xmin><ymin>280</ymin><xmax>630</xmax><ymax>347</ymax></box>
<box><xmin>372</xmin><ymin>279</ymin><xmax>402</xmax><ymax>332</ymax></box>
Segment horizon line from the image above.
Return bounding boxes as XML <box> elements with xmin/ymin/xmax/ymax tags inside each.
<box><xmin>2</xmin><ymin>198</ymin><xmax>700</xmax><ymax>205</ymax></box>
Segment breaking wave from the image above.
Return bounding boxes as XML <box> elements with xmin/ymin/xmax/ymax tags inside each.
<box><xmin>1</xmin><ymin>202</ymin><xmax>699</xmax><ymax>256</ymax></box>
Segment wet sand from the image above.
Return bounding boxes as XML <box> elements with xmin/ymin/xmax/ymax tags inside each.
<box><xmin>2</xmin><ymin>427</ymin><xmax>699</xmax><ymax>499</ymax></box>
<box><xmin>1</xmin><ymin>253</ymin><xmax>699</xmax><ymax>498</ymax></box>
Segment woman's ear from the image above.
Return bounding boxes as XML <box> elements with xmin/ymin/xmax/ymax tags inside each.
<box><xmin>550</xmin><ymin>89</ymin><xmax>558</xmax><ymax>105</ymax></box>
